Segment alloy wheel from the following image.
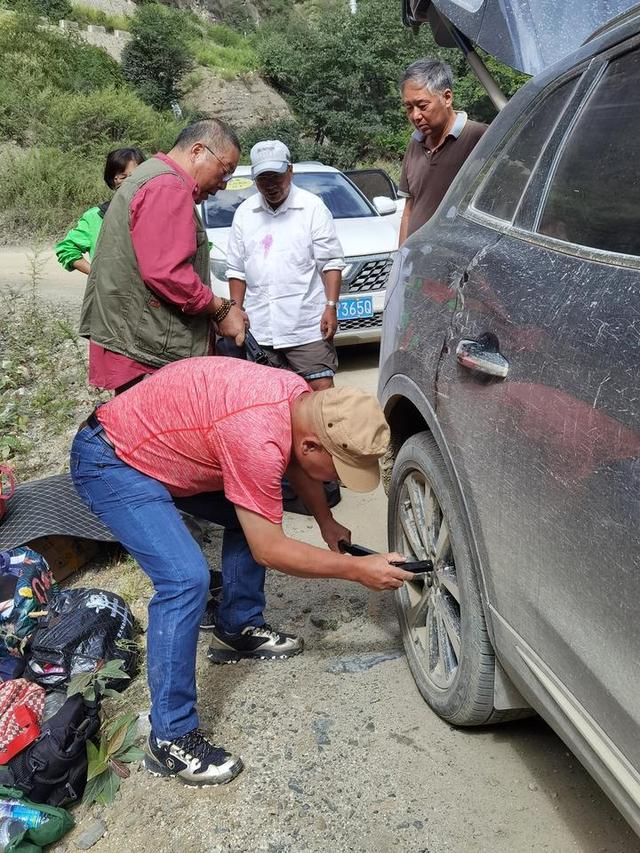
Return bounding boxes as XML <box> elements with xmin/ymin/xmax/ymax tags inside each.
<box><xmin>396</xmin><ymin>468</ymin><xmax>461</xmax><ymax>689</ymax></box>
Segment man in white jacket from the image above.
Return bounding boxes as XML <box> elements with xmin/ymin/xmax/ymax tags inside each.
<box><xmin>226</xmin><ymin>140</ymin><xmax>345</xmax><ymax>390</ymax></box>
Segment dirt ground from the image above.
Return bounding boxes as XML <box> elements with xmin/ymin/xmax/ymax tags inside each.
<box><xmin>2</xmin><ymin>248</ymin><xmax>639</xmax><ymax>853</ymax></box>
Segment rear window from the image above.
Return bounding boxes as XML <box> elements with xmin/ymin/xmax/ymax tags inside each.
<box><xmin>202</xmin><ymin>170</ymin><xmax>374</xmax><ymax>228</ymax></box>
<box><xmin>472</xmin><ymin>77</ymin><xmax>577</xmax><ymax>223</ymax></box>
<box><xmin>537</xmin><ymin>48</ymin><xmax>640</xmax><ymax>256</ymax></box>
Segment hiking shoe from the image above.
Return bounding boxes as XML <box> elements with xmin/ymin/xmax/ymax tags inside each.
<box><xmin>199</xmin><ymin>571</ymin><xmax>223</xmax><ymax>631</ymax></box>
<box><xmin>200</xmin><ymin>598</ymin><xmax>218</xmax><ymax>631</ymax></box>
<box><xmin>207</xmin><ymin>624</ymin><xmax>304</xmax><ymax>663</ymax></box>
<box><xmin>144</xmin><ymin>729</ymin><xmax>243</xmax><ymax>786</ymax></box>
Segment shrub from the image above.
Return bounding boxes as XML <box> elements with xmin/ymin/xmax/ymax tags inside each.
<box><xmin>239</xmin><ymin>120</ymin><xmax>320</xmax><ymax>163</ymax></box>
<box><xmin>7</xmin><ymin>0</ymin><xmax>71</xmax><ymax>20</ymax></box>
<box><xmin>66</xmin><ymin>5</ymin><xmax>131</xmax><ymax>31</ymax></box>
<box><xmin>0</xmin><ymin>14</ymin><xmax>122</xmax><ymax>145</ymax></box>
<box><xmin>122</xmin><ymin>4</ymin><xmax>193</xmax><ymax>109</ymax></box>
<box><xmin>0</xmin><ymin>284</ymin><xmax>91</xmax><ymax>477</ymax></box>
<box><xmin>43</xmin><ymin>86</ymin><xmax>181</xmax><ymax>156</ymax></box>
<box><xmin>0</xmin><ymin>147</ymin><xmax>105</xmax><ymax>238</ymax></box>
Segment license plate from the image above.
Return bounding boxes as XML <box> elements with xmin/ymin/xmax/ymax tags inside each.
<box><xmin>337</xmin><ymin>296</ymin><xmax>374</xmax><ymax>322</ymax></box>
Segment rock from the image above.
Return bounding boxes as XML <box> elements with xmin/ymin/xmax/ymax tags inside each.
<box><xmin>527</xmin><ymin>782</ymin><xmax>538</xmax><ymax>792</ymax></box>
<box><xmin>288</xmin><ymin>778</ymin><xmax>304</xmax><ymax>795</ymax></box>
<box><xmin>183</xmin><ymin>69</ymin><xmax>293</xmax><ymax>133</ymax></box>
<box><xmin>325</xmin><ymin>651</ymin><xmax>404</xmax><ymax>673</ymax></box>
<box><xmin>74</xmin><ymin>819</ymin><xmax>107</xmax><ymax>850</ymax></box>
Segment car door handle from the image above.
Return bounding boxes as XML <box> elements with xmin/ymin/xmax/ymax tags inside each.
<box><xmin>456</xmin><ymin>338</ymin><xmax>509</xmax><ymax>378</ymax></box>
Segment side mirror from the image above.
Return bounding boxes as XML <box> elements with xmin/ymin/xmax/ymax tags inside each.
<box><xmin>373</xmin><ymin>196</ymin><xmax>397</xmax><ymax>216</ymax></box>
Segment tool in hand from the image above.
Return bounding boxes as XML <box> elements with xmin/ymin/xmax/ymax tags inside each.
<box><xmin>338</xmin><ymin>541</ymin><xmax>434</xmax><ymax>575</ymax></box>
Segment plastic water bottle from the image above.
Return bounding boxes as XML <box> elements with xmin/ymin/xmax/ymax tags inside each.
<box><xmin>0</xmin><ymin>800</ymin><xmax>46</xmax><ymax>829</ymax></box>
<box><xmin>0</xmin><ymin>818</ymin><xmax>26</xmax><ymax>850</ymax></box>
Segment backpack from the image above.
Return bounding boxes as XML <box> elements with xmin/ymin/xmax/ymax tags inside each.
<box><xmin>0</xmin><ymin>549</ymin><xmax>58</xmax><ymax>681</ymax></box>
<box><xmin>24</xmin><ymin>588</ymin><xmax>136</xmax><ymax>691</ymax></box>
<box><xmin>0</xmin><ymin>694</ymin><xmax>100</xmax><ymax>806</ymax></box>
<box><xmin>0</xmin><ymin>680</ymin><xmax>46</xmax><ymax>765</ymax></box>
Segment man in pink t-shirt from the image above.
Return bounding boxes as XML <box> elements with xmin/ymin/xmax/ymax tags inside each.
<box><xmin>70</xmin><ymin>357</ymin><xmax>410</xmax><ymax>788</ymax></box>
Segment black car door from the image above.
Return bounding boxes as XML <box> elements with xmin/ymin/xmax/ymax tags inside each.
<box><xmin>436</xmin><ymin>42</ymin><xmax>640</xmax><ymax>768</ymax></box>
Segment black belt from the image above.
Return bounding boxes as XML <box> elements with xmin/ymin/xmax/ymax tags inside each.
<box><xmin>85</xmin><ymin>412</ymin><xmax>115</xmax><ymax>449</ymax></box>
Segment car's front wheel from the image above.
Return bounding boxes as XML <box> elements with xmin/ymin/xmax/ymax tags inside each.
<box><xmin>389</xmin><ymin>431</ymin><xmax>502</xmax><ymax>725</ymax></box>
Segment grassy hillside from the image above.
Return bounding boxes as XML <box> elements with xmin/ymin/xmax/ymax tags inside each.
<box><xmin>0</xmin><ymin>0</ymin><xmax>527</xmax><ymax>242</ymax></box>
<box><xmin>0</xmin><ymin>12</ymin><xmax>184</xmax><ymax>240</ymax></box>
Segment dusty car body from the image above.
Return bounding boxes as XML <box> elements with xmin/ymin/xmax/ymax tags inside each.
<box><xmin>379</xmin><ymin>8</ymin><xmax>640</xmax><ymax>833</ymax></box>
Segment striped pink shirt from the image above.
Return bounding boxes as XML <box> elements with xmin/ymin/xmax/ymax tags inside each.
<box><xmin>96</xmin><ymin>358</ymin><xmax>310</xmax><ymax>524</ymax></box>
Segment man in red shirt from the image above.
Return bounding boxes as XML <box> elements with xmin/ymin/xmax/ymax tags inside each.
<box><xmin>70</xmin><ymin>357</ymin><xmax>410</xmax><ymax>787</ymax></box>
<box><xmin>80</xmin><ymin>119</ymin><xmax>247</xmax><ymax>393</ymax></box>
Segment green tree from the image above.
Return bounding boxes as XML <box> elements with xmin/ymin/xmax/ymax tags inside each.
<box><xmin>122</xmin><ymin>4</ymin><xmax>193</xmax><ymax>110</ymax></box>
<box><xmin>7</xmin><ymin>0</ymin><xmax>71</xmax><ymax>20</ymax></box>
<box><xmin>256</xmin><ymin>0</ymin><xmax>528</xmax><ymax>167</ymax></box>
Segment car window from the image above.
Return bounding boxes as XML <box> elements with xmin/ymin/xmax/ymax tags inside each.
<box><xmin>538</xmin><ymin>48</ymin><xmax>640</xmax><ymax>256</ymax></box>
<box><xmin>202</xmin><ymin>177</ymin><xmax>255</xmax><ymax>228</ymax></box>
<box><xmin>202</xmin><ymin>171</ymin><xmax>374</xmax><ymax>229</ymax></box>
<box><xmin>344</xmin><ymin>169</ymin><xmax>398</xmax><ymax>202</ymax></box>
<box><xmin>472</xmin><ymin>77</ymin><xmax>578</xmax><ymax>223</ymax></box>
<box><xmin>293</xmin><ymin>173</ymin><xmax>374</xmax><ymax>218</ymax></box>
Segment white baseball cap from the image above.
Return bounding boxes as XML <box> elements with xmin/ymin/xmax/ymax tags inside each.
<box><xmin>250</xmin><ymin>140</ymin><xmax>291</xmax><ymax>178</ymax></box>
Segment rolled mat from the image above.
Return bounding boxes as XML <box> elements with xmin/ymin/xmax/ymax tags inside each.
<box><xmin>0</xmin><ymin>474</ymin><xmax>115</xmax><ymax>551</ymax></box>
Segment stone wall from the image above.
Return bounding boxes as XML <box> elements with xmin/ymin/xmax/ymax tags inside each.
<box><xmin>58</xmin><ymin>18</ymin><xmax>130</xmax><ymax>60</ymax></box>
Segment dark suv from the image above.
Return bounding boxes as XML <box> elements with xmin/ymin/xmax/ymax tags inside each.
<box><xmin>379</xmin><ymin>10</ymin><xmax>640</xmax><ymax>833</ymax></box>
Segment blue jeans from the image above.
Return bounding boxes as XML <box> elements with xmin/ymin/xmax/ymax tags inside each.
<box><xmin>70</xmin><ymin>422</ymin><xmax>266</xmax><ymax>740</ymax></box>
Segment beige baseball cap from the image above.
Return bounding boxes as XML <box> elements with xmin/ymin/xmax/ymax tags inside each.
<box><xmin>309</xmin><ymin>386</ymin><xmax>390</xmax><ymax>492</ymax></box>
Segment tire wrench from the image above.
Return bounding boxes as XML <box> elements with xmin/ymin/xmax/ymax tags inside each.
<box><xmin>338</xmin><ymin>541</ymin><xmax>434</xmax><ymax>582</ymax></box>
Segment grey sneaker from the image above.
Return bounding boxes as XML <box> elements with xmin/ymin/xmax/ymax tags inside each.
<box><xmin>207</xmin><ymin>624</ymin><xmax>304</xmax><ymax>663</ymax></box>
<box><xmin>144</xmin><ymin>729</ymin><xmax>243</xmax><ymax>786</ymax></box>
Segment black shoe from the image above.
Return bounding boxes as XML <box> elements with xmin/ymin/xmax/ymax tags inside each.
<box><xmin>200</xmin><ymin>598</ymin><xmax>217</xmax><ymax>631</ymax></box>
<box><xmin>144</xmin><ymin>728</ymin><xmax>243</xmax><ymax>786</ymax></box>
<box><xmin>200</xmin><ymin>571</ymin><xmax>223</xmax><ymax>631</ymax></box>
<box><xmin>207</xmin><ymin>624</ymin><xmax>304</xmax><ymax>663</ymax></box>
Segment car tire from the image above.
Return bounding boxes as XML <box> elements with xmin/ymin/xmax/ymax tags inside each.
<box><xmin>389</xmin><ymin>430</ymin><xmax>504</xmax><ymax>726</ymax></box>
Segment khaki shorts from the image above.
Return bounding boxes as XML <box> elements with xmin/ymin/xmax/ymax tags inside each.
<box><xmin>261</xmin><ymin>339</ymin><xmax>338</xmax><ymax>381</ymax></box>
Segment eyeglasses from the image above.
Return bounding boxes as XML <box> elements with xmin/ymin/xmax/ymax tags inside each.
<box><xmin>202</xmin><ymin>144</ymin><xmax>235</xmax><ymax>182</ymax></box>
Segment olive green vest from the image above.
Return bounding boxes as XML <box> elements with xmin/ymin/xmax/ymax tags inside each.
<box><xmin>79</xmin><ymin>157</ymin><xmax>211</xmax><ymax>368</ymax></box>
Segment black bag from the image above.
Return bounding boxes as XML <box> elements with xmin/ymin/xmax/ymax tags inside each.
<box><xmin>0</xmin><ymin>694</ymin><xmax>100</xmax><ymax>806</ymax></box>
<box><xmin>24</xmin><ymin>588</ymin><xmax>136</xmax><ymax>691</ymax></box>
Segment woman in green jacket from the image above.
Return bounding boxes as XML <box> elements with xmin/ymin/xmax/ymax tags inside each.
<box><xmin>55</xmin><ymin>147</ymin><xmax>145</xmax><ymax>275</ymax></box>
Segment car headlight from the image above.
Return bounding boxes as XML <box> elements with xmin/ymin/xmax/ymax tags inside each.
<box><xmin>210</xmin><ymin>259</ymin><xmax>227</xmax><ymax>282</ymax></box>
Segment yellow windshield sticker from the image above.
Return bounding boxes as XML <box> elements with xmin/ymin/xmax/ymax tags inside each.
<box><xmin>226</xmin><ymin>177</ymin><xmax>254</xmax><ymax>191</ymax></box>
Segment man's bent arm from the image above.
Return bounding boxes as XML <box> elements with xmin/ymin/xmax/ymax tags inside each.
<box><xmin>228</xmin><ymin>278</ymin><xmax>247</xmax><ymax>308</ymax></box>
<box><xmin>286</xmin><ymin>462</ymin><xmax>349</xmax><ymax>551</ymax></box>
<box><xmin>398</xmin><ymin>197</ymin><xmax>413</xmax><ymax>247</ymax></box>
<box><xmin>130</xmin><ymin>179</ymin><xmax>214</xmax><ymax>315</ymax></box>
<box><xmin>322</xmin><ymin>269</ymin><xmax>341</xmax><ymax>303</ymax></box>
<box><xmin>235</xmin><ymin>507</ymin><xmax>412</xmax><ymax>591</ymax></box>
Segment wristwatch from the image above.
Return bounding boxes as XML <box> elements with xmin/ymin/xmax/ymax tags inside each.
<box><xmin>325</xmin><ymin>300</ymin><xmax>338</xmax><ymax>308</ymax></box>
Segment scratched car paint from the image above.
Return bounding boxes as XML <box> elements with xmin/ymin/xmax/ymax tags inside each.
<box><xmin>379</xmin><ymin>9</ymin><xmax>640</xmax><ymax>836</ymax></box>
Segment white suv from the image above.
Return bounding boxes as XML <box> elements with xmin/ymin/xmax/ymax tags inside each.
<box><xmin>201</xmin><ymin>162</ymin><xmax>401</xmax><ymax>345</ymax></box>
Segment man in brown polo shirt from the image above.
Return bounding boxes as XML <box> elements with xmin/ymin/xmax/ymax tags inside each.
<box><xmin>398</xmin><ymin>59</ymin><xmax>487</xmax><ymax>244</ymax></box>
